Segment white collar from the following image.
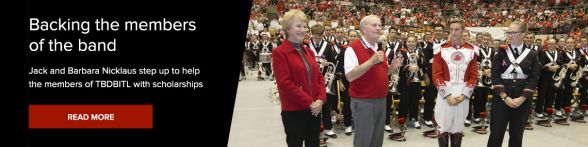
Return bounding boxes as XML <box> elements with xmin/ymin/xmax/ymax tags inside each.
<box><xmin>360</xmin><ymin>36</ymin><xmax>378</xmax><ymax>52</ymax></box>
<box><xmin>511</xmin><ymin>44</ymin><xmax>524</xmax><ymax>53</ymax></box>
<box><xmin>312</xmin><ymin>38</ymin><xmax>323</xmax><ymax>46</ymax></box>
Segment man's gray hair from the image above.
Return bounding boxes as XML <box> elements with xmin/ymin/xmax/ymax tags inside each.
<box><xmin>359</xmin><ymin>15</ymin><xmax>381</xmax><ymax>33</ymax></box>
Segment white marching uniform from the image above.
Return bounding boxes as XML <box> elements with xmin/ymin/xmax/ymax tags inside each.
<box><xmin>432</xmin><ymin>41</ymin><xmax>478</xmax><ymax>133</ymax></box>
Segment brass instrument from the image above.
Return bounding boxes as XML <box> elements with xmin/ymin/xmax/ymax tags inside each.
<box><xmin>389</xmin><ymin>64</ymin><xmax>401</xmax><ymax>94</ymax></box>
<box><xmin>553</xmin><ymin>65</ymin><xmax>568</xmax><ymax>89</ymax></box>
<box><xmin>389</xmin><ymin>53</ymin><xmax>402</xmax><ymax>94</ymax></box>
<box><xmin>477</xmin><ymin>58</ymin><xmax>492</xmax><ymax>87</ymax></box>
<box><xmin>570</xmin><ymin>66</ymin><xmax>583</xmax><ymax>87</ymax></box>
<box><xmin>325</xmin><ymin>61</ymin><xmax>337</xmax><ymax>95</ymax></box>
<box><xmin>477</xmin><ymin>64</ymin><xmax>484</xmax><ymax>87</ymax></box>
<box><xmin>481</xmin><ymin>58</ymin><xmax>492</xmax><ymax>85</ymax></box>
<box><xmin>407</xmin><ymin>51</ymin><xmax>423</xmax><ymax>82</ymax></box>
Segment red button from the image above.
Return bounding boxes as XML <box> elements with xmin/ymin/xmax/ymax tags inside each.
<box><xmin>29</xmin><ymin>105</ymin><xmax>153</xmax><ymax>129</ymax></box>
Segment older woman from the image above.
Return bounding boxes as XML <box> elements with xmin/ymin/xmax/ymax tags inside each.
<box><xmin>272</xmin><ymin>9</ymin><xmax>326</xmax><ymax>147</ymax></box>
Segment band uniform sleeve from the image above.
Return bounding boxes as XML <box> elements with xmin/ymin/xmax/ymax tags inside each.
<box><xmin>315</xmin><ymin>55</ymin><xmax>327</xmax><ymax>101</ymax></box>
<box><xmin>432</xmin><ymin>53</ymin><xmax>450</xmax><ymax>99</ymax></box>
<box><xmin>491</xmin><ymin>50</ymin><xmax>505</xmax><ymax>95</ymax></box>
<box><xmin>461</xmin><ymin>53</ymin><xmax>478</xmax><ymax>99</ymax></box>
<box><xmin>522</xmin><ymin>52</ymin><xmax>541</xmax><ymax>99</ymax></box>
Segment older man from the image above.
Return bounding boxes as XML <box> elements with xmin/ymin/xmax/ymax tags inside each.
<box><xmin>344</xmin><ymin>15</ymin><xmax>403</xmax><ymax>147</ymax></box>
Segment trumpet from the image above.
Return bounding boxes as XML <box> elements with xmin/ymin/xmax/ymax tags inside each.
<box><xmin>570</xmin><ymin>66</ymin><xmax>583</xmax><ymax>87</ymax></box>
<box><xmin>553</xmin><ymin>65</ymin><xmax>568</xmax><ymax>89</ymax></box>
<box><xmin>325</xmin><ymin>61</ymin><xmax>337</xmax><ymax>95</ymax></box>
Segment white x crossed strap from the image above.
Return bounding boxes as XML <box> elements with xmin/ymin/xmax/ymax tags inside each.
<box><xmin>501</xmin><ymin>45</ymin><xmax>530</xmax><ymax>79</ymax></box>
<box><xmin>545</xmin><ymin>50</ymin><xmax>557</xmax><ymax>67</ymax></box>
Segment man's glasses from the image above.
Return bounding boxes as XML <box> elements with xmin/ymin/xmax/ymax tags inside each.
<box><xmin>505</xmin><ymin>31</ymin><xmax>522</xmax><ymax>35</ymax></box>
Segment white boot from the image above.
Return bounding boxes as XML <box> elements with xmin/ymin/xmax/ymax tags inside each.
<box><xmin>555</xmin><ymin>110</ymin><xmax>563</xmax><ymax>117</ymax></box>
<box><xmin>345</xmin><ymin>126</ymin><xmax>353</xmax><ymax>135</ymax></box>
<box><xmin>385</xmin><ymin>125</ymin><xmax>392</xmax><ymax>131</ymax></box>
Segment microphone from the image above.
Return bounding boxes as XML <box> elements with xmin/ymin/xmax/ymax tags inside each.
<box><xmin>377</xmin><ymin>43</ymin><xmax>383</xmax><ymax>64</ymax></box>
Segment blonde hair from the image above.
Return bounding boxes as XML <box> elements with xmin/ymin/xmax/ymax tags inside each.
<box><xmin>311</xmin><ymin>25</ymin><xmax>325</xmax><ymax>36</ymax></box>
<box><xmin>448</xmin><ymin>19</ymin><xmax>465</xmax><ymax>29</ymax></box>
<box><xmin>281</xmin><ymin>9</ymin><xmax>308</xmax><ymax>33</ymax></box>
<box><xmin>480</xmin><ymin>32</ymin><xmax>492</xmax><ymax>38</ymax></box>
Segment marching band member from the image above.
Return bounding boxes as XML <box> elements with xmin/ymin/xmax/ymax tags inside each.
<box><xmin>309</xmin><ymin>24</ymin><xmax>338</xmax><ymax>139</ymax></box>
<box><xmin>433</xmin><ymin>19</ymin><xmax>477</xmax><ymax>147</ymax></box>
<box><xmin>427</xmin><ymin>25</ymin><xmax>449</xmax><ymax>128</ymax></box>
<box><xmin>259</xmin><ymin>32</ymin><xmax>275</xmax><ymax>80</ymax></box>
<box><xmin>342</xmin><ymin>30</ymin><xmax>359</xmax><ymax>135</ymax></box>
<box><xmin>524</xmin><ymin>33</ymin><xmax>542</xmax><ymax>51</ymax></box>
<box><xmin>334</xmin><ymin>27</ymin><xmax>348</xmax><ymax>47</ymax></box>
<box><xmin>463</xmin><ymin>31</ymin><xmax>476</xmax><ymax>127</ymax></box>
<box><xmin>324</xmin><ymin>26</ymin><xmax>336</xmax><ymax>42</ymax></box>
<box><xmin>247</xmin><ymin>34</ymin><xmax>261</xmax><ymax>71</ymax></box>
<box><xmin>432</xmin><ymin>24</ymin><xmax>447</xmax><ymax>54</ymax></box>
<box><xmin>536</xmin><ymin>39</ymin><xmax>562</xmax><ymax>118</ymax></box>
<box><xmin>309</xmin><ymin>25</ymin><xmax>330</xmax><ymax>70</ymax></box>
<box><xmin>422</xmin><ymin>30</ymin><xmax>437</xmax><ymax>127</ymax></box>
<box><xmin>320</xmin><ymin>26</ymin><xmax>340</xmax><ymax>139</ymax></box>
<box><xmin>399</xmin><ymin>36</ymin><xmax>425</xmax><ymax>129</ymax></box>
<box><xmin>535</xmin><ymin>38</ymin><xmax>544</xmax><ymax>51</ymax></box>
<box><xmin>272</xmin><ymin>9</ymin><xmax>325</xmax><ymax>147</ymax></box>
<box><xmin>554</xmin><ymin>38</ymin><xmax>584</xmax><ymax>117</ymax></box>
<box><xmin>473</xmin><ymin>32</ymin><xmax>494</xmax><ymax>124</ymax></box>
<box><xmin>344</xmin><ymin>15</ymin><xmax>402</xmax><ymax>147</ymax></box>
<box><xmin>488</xmin><ymin>21</ymin><xmax>541</xmax><ymax>147</ymax></box>
<box><xmin>580</xmin><ymin>38</ymin><xmax>588</xmax><ymax>115</ymax></box>
<box><xmin>385</xmin><ymin>28</ymin><xmax>403</xmax><ymax>132</ymax></box>
<box><xmin>241</xmin><ymin>41</ymin><xmax>248</xmax><ymax>81</ymax></box>
<box><xmin>332</xmin><ymin>29</ymin><xmax>353</xmax><ymax>136</ymax></box>
<box><xmin>557</xmin><ymin>38</ymin><xmax>566</xmax><ymax>51</ymax></box>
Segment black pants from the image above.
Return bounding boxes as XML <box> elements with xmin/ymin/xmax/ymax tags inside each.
<box><xmin>385</xmin><ymin>92</ymin><xmax>397</xmax><ymax>125</ymax></box>
<box><xmin>240</xmin><ymin>62</ymin><xmax>246</xmax><ymax>77</ymax></box>
<box><xmin>423</xmin><ymin>85</ymin><xmax>437</xmax><ymax>121</ymax></box>
<box><xmin>281</xmin><ymin>110</ymin><xmax>320</xmax><ymax>147</ymax></box>
<box><xmin>342</xmin><ymin>88</ymin><xmax>352</xmax><ymax>127</ymax></box>
<box><xmin>536</xmin><ymin>79</ymin><xmax>556</xmax><ymax>113</ymax></box>
<box><xmin>580</xmin><ymin>79</ymin><xmax>588</xmax><ymax>106</ymax></box>
<box><xmin>487</xmin><ymin>97</ymin><xmax>531</xmax><ymax>147</ymax></box>
<box><xmin>321</xmin><ymin>93</ymin><xmax>337</xmax><ymax>130</ymax></box>
<box><xmin>488</xmin><ymin>94</ymin><xmax>531</xmax><ymax>147</ymax></box>
<box><xmin>555</xmin><ymin>84</ymin><xmax>573</xmax><ymax>110</ymax></box>
<box><xmin>249</xmin><ymin>57</ymin><xmax>257</xmax><ymax>69</ymax></box>
<box><xmin>262</xmin><ymin>63</ymin><xmax>272</xmax><ymax>76</ymax></box>
<box><xmin>399</xmin><ymin>82</ymin><xmax>421</xmax><ymax>121</ymax></box>
<box><xmin>474</xmin><ymin>87</ymin><xmax>490</xmax><ymax>118</ymax></box>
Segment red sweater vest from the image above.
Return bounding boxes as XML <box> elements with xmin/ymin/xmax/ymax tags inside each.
<box><xmin>348</xmin><ymin>39</ymin><xmax>389</xmax><ymax>98</ymax></box>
